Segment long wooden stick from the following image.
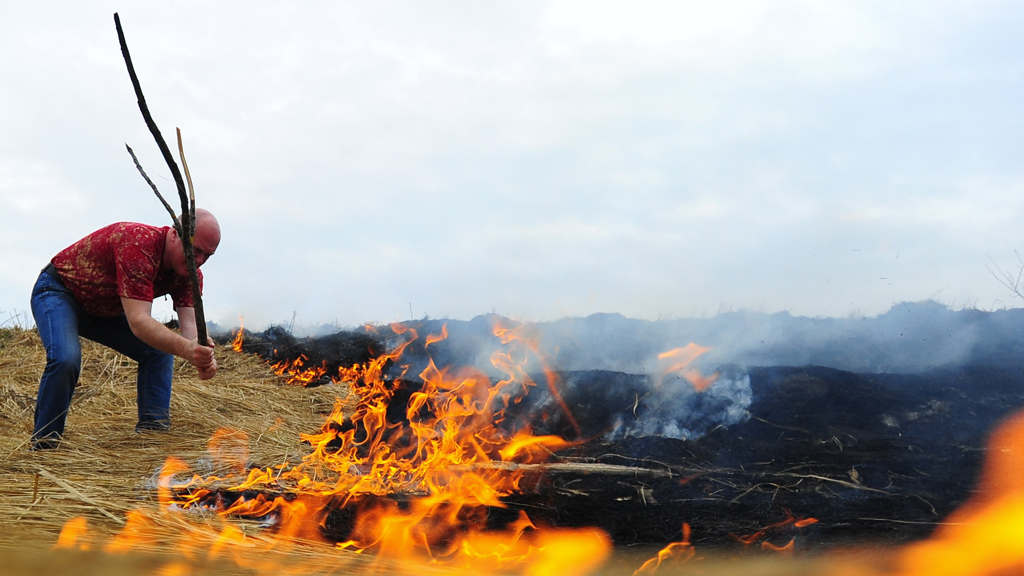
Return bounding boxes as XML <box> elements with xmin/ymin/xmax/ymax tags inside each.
<box><xmin>459</xmin><ymin>461</ymin><xmax>676</xmax><ymax>478</ymax></box>
<box><xmin>114</xmin><ymin>13</ymin><xmax>209</xmax><ymax>346</ymax></box>
<box><xmin>176</xmin><ymin>129</ymin><xmax>207</xmax><ymax>342</ymax></box>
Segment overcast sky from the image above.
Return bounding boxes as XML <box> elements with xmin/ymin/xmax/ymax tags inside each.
<box><xmin>2</xmin><ymin>1</ymin><xmax>1023</xmax><ymax>330</ymax></box>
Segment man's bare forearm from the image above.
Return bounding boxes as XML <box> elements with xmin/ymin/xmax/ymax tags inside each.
<box><xmin>128</xmin><ymin>312</ymin><xmax>193</xmax><ymax>357</ymax></box>
<box><xmin>121</xmin><ymin>297</ymin><xmax>203</xmax><ymax>362</ymax></box>
<box><xmin>177</xmin><ymin>307</ymin><xmax>199</xmax><ymax>342</ymax></box>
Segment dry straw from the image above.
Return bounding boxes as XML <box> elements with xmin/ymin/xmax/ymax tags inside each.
<box><xmin>0</xmin><ymin>327</ymin><xmax>366</xmax><ymax>572</ymax></box>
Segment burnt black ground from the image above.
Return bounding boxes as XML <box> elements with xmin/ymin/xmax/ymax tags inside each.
<box><xmin>216</xmin><ymin>326</ymin><xmax>385</xmax><ymax>386</ymax></box>
<box><xmin>214</xmin><ymin>307</ymin><xmax>1024</xmax><ymax>549</ymax></box>
<box><xmin>511</xmin><ymin>363</ymin><xmax>1024</xmax><ymax>548</ymax></box>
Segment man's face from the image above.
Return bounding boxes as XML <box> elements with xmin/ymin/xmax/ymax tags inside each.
<box><xmin>167</xmin><ymin>224</ymin><xmax>220</xmax><ymax>277</ymax></box>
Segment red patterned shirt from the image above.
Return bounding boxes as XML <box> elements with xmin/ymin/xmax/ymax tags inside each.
<box><xmin>50</xmin><ymin>222</ymin><xmax>202</xmax><ymax>318</ymax></box>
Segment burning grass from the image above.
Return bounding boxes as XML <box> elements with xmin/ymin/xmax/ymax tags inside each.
<box><xmin>4</xmin><ymin>322</ymin><xmax>1024</xmax><ymax>575</ymax></box>
<box><xmin>0</xmin><ymin>325</ymin><xmax>841</xmax><ymax>574</ymax></box>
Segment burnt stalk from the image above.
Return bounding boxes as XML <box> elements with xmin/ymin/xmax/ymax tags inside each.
<box><xmin>114</xmin><ymin>12</ymin><xmax>209</xmax><ymax>347</ymax></box>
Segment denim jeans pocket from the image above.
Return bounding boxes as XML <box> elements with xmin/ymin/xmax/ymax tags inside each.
<box><xmin>32</xmin><ymin>270</ymin><xmax>72</xmax><ymax>298</ymax></box>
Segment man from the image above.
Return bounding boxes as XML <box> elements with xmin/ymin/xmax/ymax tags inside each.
<box><xmin>30</xmin><ymin>209</ymin><xmax>221</xmax><ymax>449</ymax></box>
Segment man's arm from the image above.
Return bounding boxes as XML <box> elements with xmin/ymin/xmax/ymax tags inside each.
<box><xmin>175</xmin><ymin>307</ymin><xmax>202</xmax><ymax>342</ymax></box>
<box><xmin>176</xmin><ymin>306</ymin><xmax>217</xmax><ymax>379</ymax></box>
<box><xmin>121</xmin><ymin>298</ymin><xmax>217</xmax><ymax>380</ymax></box>
<box><xmin>176</xmin><ymin>306</ymin><xmax>199</xmax><ymax>341</ymax></box>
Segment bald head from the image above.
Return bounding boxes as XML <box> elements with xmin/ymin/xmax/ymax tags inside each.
<box><xmin>193</xmin><ymin>209</ymin><xmax>221</xmax><ymax>248</ymax></box>
<box><xmin>164</xmin><ymin>208</ymin><xmax>221</xmax><ymax>277</ymax></box>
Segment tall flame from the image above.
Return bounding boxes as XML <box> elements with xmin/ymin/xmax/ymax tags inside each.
<box><xmin>231</xmin><ymin>317</ymin><xmax>245</xmax><ymax>353</ymax></box>
<box><xmin>162</xmin><ymin>319</ymin><xmax>610</xmax><ymax>572</ymax></box>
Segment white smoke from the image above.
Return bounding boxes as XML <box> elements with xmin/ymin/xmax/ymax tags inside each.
<box><xmin>606</xmin><ymin>365</ymin><xmax>752</xmax><ymax>441</ymax></box>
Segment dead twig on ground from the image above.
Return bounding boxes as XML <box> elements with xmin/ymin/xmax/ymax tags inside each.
<box><xmin>36</xmin><ymin>468</ymin><xmax>125</xmax><ymax>525</ymax></box>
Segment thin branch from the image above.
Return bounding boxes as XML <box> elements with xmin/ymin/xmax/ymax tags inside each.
<box><xmin>987</xmin><ymin>250</ymin><xmax>1024</xmax><ymax>302</ymax></box>
<box><xmin>775</xmin><ymin>472</ymin><xmax>889</xmax><ymax>494</ymax></box>
<box><xmin>125</xmin><ymin>144</ymin><xmax>180</xmax><ymax>232</ymax></box>
<box><xmin>176</xmin><ymin>128</ymin><xmax>197</xmax><ymax>237</ymax></box>
<box><xmin>176</xmin><ymin>128</ymin><xmax>207</xmax><ymax>341</ymax></box>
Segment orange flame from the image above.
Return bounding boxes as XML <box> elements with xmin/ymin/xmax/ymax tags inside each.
<box><xmin>104</xmin><ymin>509</ymin><xmax>163</xmax><ymax>553</ymax></box>
<box><xmin>425</xmin><ymin>323</ymin><xmax>448</xmax><ymax>347</ymax></box>
<box><xmin>657</xmin><ymin>344</ymin><xmax>719</xmax><ymax>392</ymax></box>
<box><xmin>270</xmin><ymin>354</ymin><xmax>329</xmax><ymax>387</ymax></box>
<box><xmin>493</xmin><ymin>320</ymin><xmax>580</xmax><ymax>437</ymax></box>
<box><xmin>895</xmin><ymin>410</ymin><xmax>1024</xmax><ymax>576</ymax></box>
<box><xmin>54</xmin><ymin>516</ymin><xmax>91</xmax><ymax>550</ymax></box>
<box><xmin>761</xmin><ymin>538</ymin><xmax>795</xmax><ymax>553</ymax></box>
<box><xmin>634</xmin><ymin>523</ymin><xmax>696</xmax><ymax>575</ymax></box>
<box><xmin>231</xmin><ymin>317</ymin><xmax>245</xmax><ymax>353</ymax></box>
<box><xmin>158</xmin><ymin>456</ymin><xmax>190</xmax><ymax>508</ymax></box>
<box><xmin>167</xmin><ymin>319</ymin><xmax>611</xmax><ymax>572</ymax></box>
<box><xmin>729</xmin><ymin>509</ymin><xmax>818</xmax><ymax>549</ymax></box>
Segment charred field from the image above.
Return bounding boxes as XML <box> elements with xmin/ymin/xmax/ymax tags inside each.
<box><xmin>232</xmin><ymin>307</ymin><xmax>1024</xmax><ymax>550</ymax></box>
<box><xmin>1</xmin><ymin>301</ymin><xmax>1024</xmax><ymax>574</ymax></box>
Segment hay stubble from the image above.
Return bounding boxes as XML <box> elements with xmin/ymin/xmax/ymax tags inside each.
<box><xmin>0</xmin><ymin>327</ymin><xmax>348</xmax><ymax>550</ymax></box>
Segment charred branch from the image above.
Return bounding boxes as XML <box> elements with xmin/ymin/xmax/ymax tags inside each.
<box><xmin>125</xmin><ymin>144</ymin><xmax>177</xmax><ymax>223</ymax></box>
<box><xmin>114</xmin><ymin>12</ymin><xmax>208</xmax><ymax>346</ymax></box>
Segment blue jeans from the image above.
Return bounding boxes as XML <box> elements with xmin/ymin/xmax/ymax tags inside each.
<box><xmin>31</xmin><ymin>270</ymin><xmax>174</xmax><ymax>443</ymax></box>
